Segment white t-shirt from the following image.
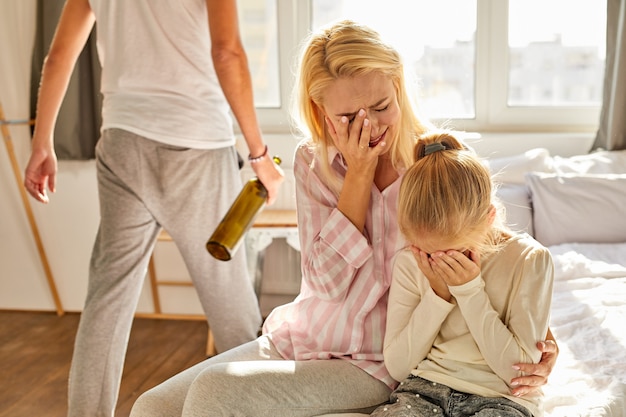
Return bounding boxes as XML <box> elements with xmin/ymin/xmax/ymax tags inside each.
<box><xmin>89</xmin><ymin>0</ymin><xmax>234</xmax><ymax>149</ymax></box>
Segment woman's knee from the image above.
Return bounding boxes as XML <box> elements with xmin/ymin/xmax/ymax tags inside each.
<box><xmin>130</xmin><ymin>386</ymin><xmax>178</xmax><ymax>417</ymax></box>
<box><xmin>182</xmin><ymin>364</ymin><xmax>247</xmax><ymax>416</ymax></box>
<box><xmin>130</xmin><ymin>369</ymin><xmax>200</xmax><ymax>417</ymax></box>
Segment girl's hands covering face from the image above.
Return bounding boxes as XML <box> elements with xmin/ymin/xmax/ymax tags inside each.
<box><xmin>411</xmin><ymin>246</ymin><xmax>452</xmax><ymax>301</ymax></box>
<box><xmin>411</xmin><ymin>246</ymin><xmax>481</xmax><ymax>301</ymax></box>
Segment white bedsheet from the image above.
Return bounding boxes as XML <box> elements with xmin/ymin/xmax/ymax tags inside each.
<box><xmin>544</xmin><ymin>242</ymin><xmax>626</xmax><ymax>417</ymax></box>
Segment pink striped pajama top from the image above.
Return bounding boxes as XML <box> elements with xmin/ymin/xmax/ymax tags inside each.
<box><xmin>262</xmin><ymin>140</ymin><xmax>407</xmax><ymax>389</ymax></box>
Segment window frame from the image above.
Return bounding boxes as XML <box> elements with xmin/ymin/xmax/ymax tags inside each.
<box><xmin>255</xmin><ymin>0</ymin><xmax>602</xmax><ymax>135</ymax></box>
<box><xmin>473</xmin><ymin>0</ymin><xmax>602</xmax><ymax>133</ymax></box>
<box><xmin>250</xmin><ymin>0</ymin><xmax>310</xmax><ymax>133</ymax></box>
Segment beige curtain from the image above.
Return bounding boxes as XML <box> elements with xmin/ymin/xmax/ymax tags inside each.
<box><xmin>30</xmin><ymin>0</ymin><xmax>101</xmax><ymax>160</ymax></box>
<box><xmin>593</xmin><ymin>0</ymin><xmax>626</xmax><ymax>151</ymax></box>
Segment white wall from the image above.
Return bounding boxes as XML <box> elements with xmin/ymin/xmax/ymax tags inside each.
<box><xmin>0</xmin><ymin>1</ymin><xmax>596</xmax><ymax>315</ymax></box>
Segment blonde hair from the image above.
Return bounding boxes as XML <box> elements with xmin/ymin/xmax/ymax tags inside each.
<box><xmin>398</xmin><ymin>130</ymin><xmax>509</xmax><ymax>255</ymax></box>
<box><xmin>292</xmin><ymin>20</ymin><xmax>433</xmax><ymax>194</ymax></box>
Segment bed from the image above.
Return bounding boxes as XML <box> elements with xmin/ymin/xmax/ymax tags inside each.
<box><xmin>488</xmin><ymin>147</ymin><xmax>626</xmax><ymax>417</ymax></box>
<box><xmin>323</xmin><ymin>147</ymin><xmax>626</xmax><ymax>417</ymax></box>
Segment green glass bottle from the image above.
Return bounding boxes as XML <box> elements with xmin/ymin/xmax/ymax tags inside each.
<box><xmin>206</xmin><ymin>156</ymin><xmax>281</xmax><ymax>261</ymax></box>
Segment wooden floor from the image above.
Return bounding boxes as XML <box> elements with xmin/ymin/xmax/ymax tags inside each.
<box><xmin>0</xmin><ymin>311</ymin><xmax>209</xmax><ymax>417</ymax></box>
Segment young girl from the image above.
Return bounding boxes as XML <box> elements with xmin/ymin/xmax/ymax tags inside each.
<box><xmin>372</xmin><ymin>131</ymin><xmax>554</xmax><ymax>417</ymax></box>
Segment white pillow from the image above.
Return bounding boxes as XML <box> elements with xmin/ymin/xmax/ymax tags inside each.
<box><xmin>552</xmin><ymin>149</ymin><xmax>626</xmax><ymax>175</ymax></box>
<box><xmin>486</xmin><ymin>148</ymin><xmax>553</xmax><ymax>236</ymax></box>
<box><xmin>496</xmin><ymin>184</ymin><xmax>534</xmax><ymax>236</ymax></box>
<box><xmin>486</xmin><ymin>148</ymin><xmax>553</xmax><ymax>184</ymax></box>
<box><xmin>525</xmin><ymin>172</ymin><xmax>626</xmax><ymax>246</ymax></box>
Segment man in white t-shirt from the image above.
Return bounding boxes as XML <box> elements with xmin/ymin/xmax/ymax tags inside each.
<box><xmin>23</xmin><ymin>1</ymin><xmax>284</xmax><ymax>416</ymax></box>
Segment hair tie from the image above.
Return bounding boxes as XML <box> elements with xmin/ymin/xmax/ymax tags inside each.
<box><xmin>424</xmin><ymin>142</ymin><xmax>447</xmax><ymax>156</ymax></box>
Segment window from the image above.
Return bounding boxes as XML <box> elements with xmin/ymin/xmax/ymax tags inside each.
<box><xmin>238</xmin><ymin>0</ymin><xmax>280</xmax><ymax>108</ymax></box>
<box><xmin>488</xmin><ymin>0</ymin><xmax>606</xmax><ymax>131</ymax></box>
<box><xmin>507</xmin><ymin>0</ymin><xmax>605</xmax><ymax>107</ymax></box>
<box><xmin>240</xmin><ymin>0</ymin><xmax>606</xmax><ymax>133</ymax></box>
<box><xmin>312</xmin><ymin>0</ymin><xmax>478</xmax><ymax>121</ymax></box>
<box><xmin>237</xmin><ymin>0</ymin><xmax>308</xmax><ymax>132</ymax></box>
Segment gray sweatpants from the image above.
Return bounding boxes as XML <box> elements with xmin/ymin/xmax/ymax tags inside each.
<box><xmin>68</xmin><ymin>129</ymin><xmax>262</xmax><ymax>417</ymax></box>
<box><xmin>130</xmin><ymin>335</ymin><xmax>392</xmax><ymax>417</ymax></box>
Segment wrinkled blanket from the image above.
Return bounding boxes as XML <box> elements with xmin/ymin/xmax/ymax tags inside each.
<box><xmin>544</xmin><ymin>242</ymin><xmax>626</xmax><ymax>417</ymax></box>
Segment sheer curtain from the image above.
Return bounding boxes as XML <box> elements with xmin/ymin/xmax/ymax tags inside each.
<box><xmin>593</xmin><ymin>0</ymin><xmax>626</xmax><ymax>151</ymax></box>
<box><xmin>30</xmin><ymin>0</ymin><xmax>102</xmax><ymax>160</ymax></box>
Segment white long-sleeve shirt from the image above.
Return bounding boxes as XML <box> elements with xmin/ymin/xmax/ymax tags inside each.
<box><xmin>384</xmin><ymin>233</ymin><xmax>554</xmax><ymax>416</ymax></box>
